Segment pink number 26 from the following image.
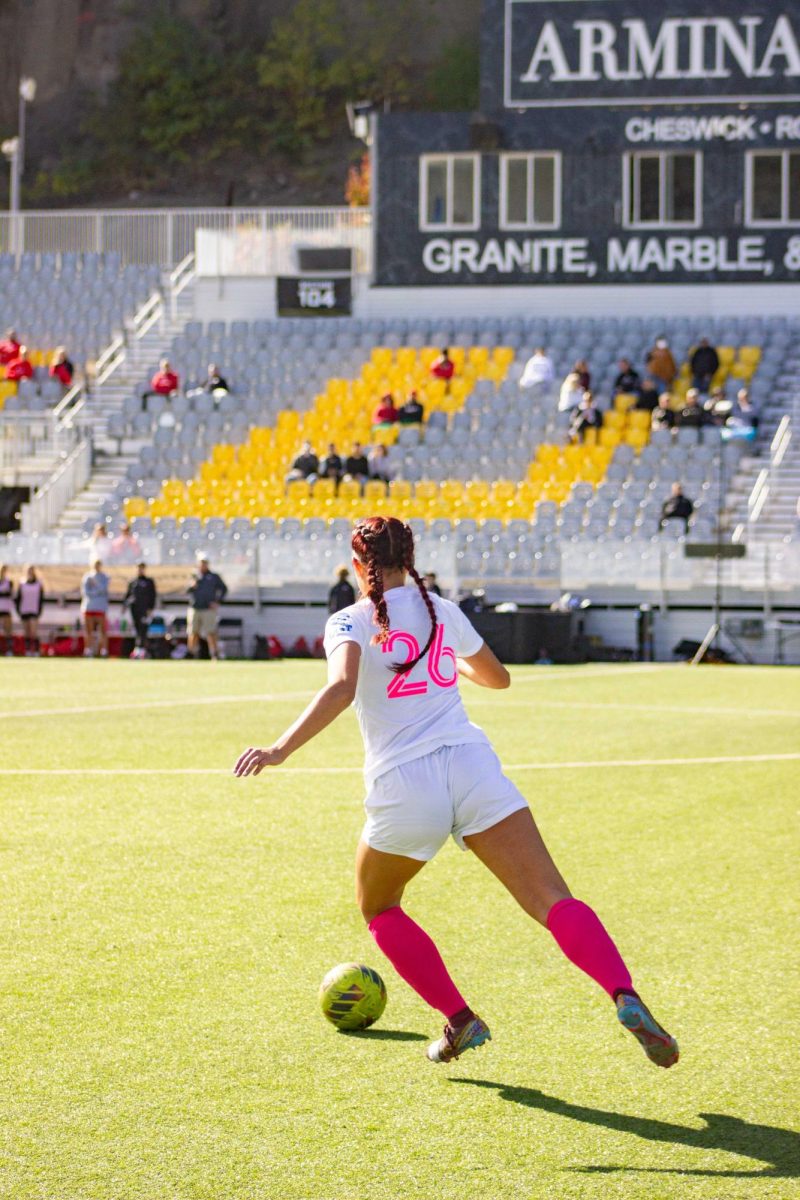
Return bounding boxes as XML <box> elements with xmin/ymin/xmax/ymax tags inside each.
<box><xmin>383</xmin><ymin>626</ymin><xmax>457</xmax><ymax>698</ymax></box>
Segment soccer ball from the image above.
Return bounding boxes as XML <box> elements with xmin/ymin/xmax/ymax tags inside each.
<box><xmin>319</xmin><ymin>963</ymin><xmax>387</xmax><ymax>1030</ymax></box>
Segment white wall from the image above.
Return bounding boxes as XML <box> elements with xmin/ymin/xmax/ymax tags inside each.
<box><xmin>194</xmin><ymin>275</ymin><xmax>799</xmax><ymax>324</ymax></box>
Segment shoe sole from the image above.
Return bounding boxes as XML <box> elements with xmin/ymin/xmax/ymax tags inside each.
<box><xmin>427</xmin><ymin>1027</ymin><xmax>492</xmax><ymax>1064</ymax></box>
<box><xmin>618</xmin><ymin>1004</ymin><xmax>679</xmax><ymax>1068</ymax></box>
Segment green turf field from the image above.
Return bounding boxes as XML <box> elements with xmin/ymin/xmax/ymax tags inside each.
<box><xmin>2</xmin><ymin>661</ymin><xmax>798</xmax><ymax>1200</ymax></box>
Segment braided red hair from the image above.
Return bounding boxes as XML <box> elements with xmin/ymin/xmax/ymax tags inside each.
<box><xmin>351</xmin><ymin>515</ymin><xmax>437</xmax><ymax>675</ymax></box>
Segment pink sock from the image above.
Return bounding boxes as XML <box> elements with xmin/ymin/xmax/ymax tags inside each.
<box><xmin>368</xmin><ymin>906</ymin><xmax>467</xmax><ymax>1019</ymax></box>
<box><xmin>547</xmin><ymin>897</ymin><xmax>634</xmax><ymax>999</ymax></box>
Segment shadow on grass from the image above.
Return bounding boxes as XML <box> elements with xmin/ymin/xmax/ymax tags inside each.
<box><xmin>340</xmin><ymin>1028</ymin><xmax>427</xmax><ymax>1042</ymax></box>
<box><xmin>451</xmin><ymin>1081</ymin><xmax>800</xmax><ymax>1179</ymax></box>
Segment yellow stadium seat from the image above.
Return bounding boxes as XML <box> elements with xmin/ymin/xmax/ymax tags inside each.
<box><xmin>602</xmin><ymin>410</ymin><xmax>626</xmax><ymax>430</ymax></box>
<box><xmin>492</xmin><ymin>346</ymin><xmax>515</xmax><ymax>369</ymax></box>
<box><xmin>627</xmin><ymin>409</ymin><xmax>651</xmax><ymax>431</ymax></box>
<box><xmin>312</xmin><ymin>478</ymin><xmax>336</xmax><ymax>500</ymax></box>
<box><xmin>338</xmin><ymin>479</ymin><xmax>361</xmax><ymax>501</ymax></box>
<box><xmin>415</xmin><ymin>481</ymin><xmax>437</xmax><ymax>502</ymax></box>
<box><xmin>717</xmin><ymin>345</ymin><xmax>736</xmax><ymax>365</ymax></box>
<box><xmin>624</xmin><ymin>427</ymin><xmax>649</xmax><ymax>451</ymax></box>
<box><xmin>287</xmin><ymin>479</ymin><xmax>311</xmax><ymax>502</ymax></box>
<box><xmin>599</xmin><ymin>427</ymin><xmax>621</xmax><ymax>449</ymax></box>
<box><xmin>468</xmin><ymin>346</ymin><xmax>489</xmax><ymax>370</ymax></box>
<box><xmin>384</xmin><ymin>482</ymin><xmax>412</xmax><ymax>509</ymax></box>
<box><xmin>364</xmin><ymin>480</ymin><xmax>388</xmax><ymax>503</ymax></box>
<box><xmin>614</xmin><ymin>392</ymin><xmax>637</xmax><ymax>412</ymax></box>
<box><xmin>738</xmin><ymin>345</ymin><xmax>762</xmax><ymax>365</ymax></box>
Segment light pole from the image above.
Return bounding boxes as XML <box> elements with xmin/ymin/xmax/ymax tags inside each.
<box><xmin>18</xmin><ymin>77</ymin><xmax>37</xmax><ymax>178</ymax></box>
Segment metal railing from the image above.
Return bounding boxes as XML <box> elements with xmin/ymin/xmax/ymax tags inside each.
<box><xmin>0</xmin><ymin>411</ymin><xmax>84</xmax><ymax>484</ymax></box>
<box><xmin>746</xmin><ymin>413</ymin><xmax>792</xmax><ymax>530</ymax></box>
<box><xmin>0</xmin><ymin>207</ymin><xmax>372</xmax><ymax>271</ymax></box>
<box><xmin>20</xmin><ymin>436</ymin><xmax>92</xmax><ymax>535</ymax></box>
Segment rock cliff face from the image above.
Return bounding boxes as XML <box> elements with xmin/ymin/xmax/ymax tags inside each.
<box><xmin>1</xmin><ymin>0</ymin><xmax>479</xmax><ymax>130</ymax></box>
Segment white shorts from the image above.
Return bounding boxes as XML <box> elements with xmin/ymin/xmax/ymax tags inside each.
<box><xmin>362</xmin><ymin>743</ymin><xmax>528</xmax><ymax>862</ymax></box>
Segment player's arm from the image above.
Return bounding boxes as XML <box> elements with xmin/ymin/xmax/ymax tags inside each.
<box><xmin>234</xmin><ymin>640</ymin><xmax>360</xmax><ymax>776</ymax></box>
<box><xmin>457</xmin><ymin>642</ymin><xmax>510</xmax><ymax>690</ymax></box>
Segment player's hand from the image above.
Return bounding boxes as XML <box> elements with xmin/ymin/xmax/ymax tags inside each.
<box><xmin>233</xmin><ymin>745</ymin><xmax>287</xmax><ymax>776</ymax></box>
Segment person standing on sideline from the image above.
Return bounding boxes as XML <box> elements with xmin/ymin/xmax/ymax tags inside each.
<box><xmin>0</xmin><ymin>563</ymin><xmax>15</xmax><ymax>654</ymax></box>
<box><xmin>15</xmin><ymin>565</ymin><xmax>44</xmax><ymax>656</ymax></box>
<box><xmin>187</xmin><ymin>556</ymin><xmax>227</xmax><ymax>660</ymax></box>
<box><xmin>423</xmin><ymin>572</ymin><xmax>442</xmax><ymax>596</ymax></box>
<box><xmin>234</xmin><ymin>516</ymin><xmax>678</xmax><ymax>1070</ymax></box>
<box><xmin>328</xmin><ymin>566</ymin><xmax>356</xmax><ymax>614</ymax></box>
<box><xmin>81</xmin><ymin>560</ymin><xmax>110</xmax><ymax>657</ymax></box>
<box><xmin>124</xmin><ymin>563</ymin><xmax>157</xmax><ymax>658</ymax></box>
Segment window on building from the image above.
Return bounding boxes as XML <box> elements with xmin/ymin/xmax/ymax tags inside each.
<box><xmin>623</xmin><ymin>152</ymin><xmax>702</xmax><ymax>228</ymax></box>
<box><xmin>746</xmin><ymin>151</ymin><xmax>800</xmax><ymax>225</ymax></box>
<box><xmin>419</xmin><ymin>154</ymin><xmax>480</xmax><ymax>231</ymax></box>
<box><xmin>500</xmin><ymin>153</ymin><xmax>561</xmax><ymax>230</ymax></box>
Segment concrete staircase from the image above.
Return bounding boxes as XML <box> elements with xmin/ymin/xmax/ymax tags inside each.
<box><xmin>726</xmin><ymin>371</ymin><xmax>799</xmax><ymax>544</ymax></box>
<box><xmin>55</xmin><ymin>274</ymin><xmax>195</xmax><ymax>535</ymax></box>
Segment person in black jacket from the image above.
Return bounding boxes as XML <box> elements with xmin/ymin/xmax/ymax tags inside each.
<box><xmin>690</xmin><ymin>339</ymin><xmax>720</xmax><ymax>393</ymax></box>
<box><xmin>660</xmin><ymin>483</ymin><xmax>694</xmax><ymax>532</ymax></box>
<box><xmin>328</xmin><ymin>567</ymin><xmax>356</xmax><ymax>614</ymax></box>
<box><xmin>124</xmin><ymin>562</ymin><xmax>157</xmax><ymax>657</ymax></box>
<box><xmin>613</xmin><ymin>358</ymin><xmax>641</xmax><ymax>396</ymax></box>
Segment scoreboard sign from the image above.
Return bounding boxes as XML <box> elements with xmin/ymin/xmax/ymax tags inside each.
<box><xmin>276</xmin><ymin>276</ymin><xmax>352</xmax><ymax>317</ymax></box>
<box><xmin>504</xmin><ymin>1</ymin><xmax>800</xmax><ymax>107</ymax></box>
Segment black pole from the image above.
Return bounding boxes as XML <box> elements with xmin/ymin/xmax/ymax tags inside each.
<box><xmin>712</xmin><ymin>434</ymin><xmax>725</xmax><ymax>649</ymax></box>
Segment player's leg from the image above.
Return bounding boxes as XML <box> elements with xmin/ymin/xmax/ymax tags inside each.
<box><xmin>465</xmin><ymin>808</ymin><xmax>678</xmax><ymax>1067</ymax></box>
<box><xmin>0</xmin><ymin>612</ymin><xmax>10</xmax><ymax>654</ymax></box>
<box><xmin>357</xmin><ymin>841</ymin><xmax>490</xmax><ymax>1061</ymax></box>
<box><xmin>98</xmin><ymin>615</ymin><xmax>108</xmax><ymax>656</ymax></box>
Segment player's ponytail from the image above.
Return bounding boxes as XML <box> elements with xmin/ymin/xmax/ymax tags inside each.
<box><xmin>352</xmin><ymin>515</ymin><xmax>437</xmax><ymax>675</ymax></box>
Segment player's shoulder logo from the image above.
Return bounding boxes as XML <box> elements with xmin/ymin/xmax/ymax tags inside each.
<box><xmin>330</xmin><ymin>613</ymin><xmax>354</xmax><ymax>633</ymax></box>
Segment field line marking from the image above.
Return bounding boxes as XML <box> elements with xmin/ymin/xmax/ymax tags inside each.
<box><xmin>0</xmin><ymin>691</ymin><xmax>316</xmax><ymax>720</ymax></box>
<box><xmin>469</xmin><ymin>697</ymin><xmax>800</xmax><ymax>720</ymax></box>
<box><xmin>1</xmin><ymin>752</ymin><xmax>798</xmax><ymax>776</ymax></box>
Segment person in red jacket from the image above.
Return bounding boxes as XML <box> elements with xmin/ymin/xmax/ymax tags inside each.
<box><xmin>6</xmin><ymin>346</ymin><xmax>33</xmax><ymax>381</ymax></box>
<box><xmin>49</xmin><ymin>347</ymin><xmax>74</xmax><ymax>388</ymax></box>
<box><xmin>147</xmin><ymin>358</ymin><xmax>179</xmax><ymax>397</ymax></box>
<box><xmin>372</xmin><ymin>394</ymin><xmax>398</xmax><ymax>428</ymax></box>
<box><xmin>0</xmin><ymin>329</ymin><xmax>21</xmax><ymax>365</ymax></box>
<box><xmin>430</xmin><ymin>347</ymin><xmax>455</xmax><ymax>382</ymax></box>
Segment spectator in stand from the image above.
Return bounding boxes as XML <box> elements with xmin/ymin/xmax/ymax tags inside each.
<box><xmin>143</xmin><ymin>359</ymin><xmax>179</xmax><ymax>407</ymax></box>
<box><xmin>423</xmin><ymin>572</ymin><xmax>442</xmax><ymax>597</ymax></box>
<box><xmin>344</xmin><ymin>442</ymin><xmax>370</xmax><ymax>485</ymax></box>
<box><xmin>559</xmin><ymin>371</ymin><xmax>584</xmax><ymax>413</ymax></box>
<box><xmin>645</xmin><ymin>337</ymin><xmax>677</xmax><ymax>388</ymax></box>
<box><xmin>0</xmin><ymin>328</ymin><xmax>21</xmax><ymax>365</ymax></box>
<box><xmin>110</xmin><ymin>521</ymin><xmax>143</xmax><ymax>564</ymax></box>
<box><xmin>368</xmin><ymin>443</ymin><xmax>394</xmax><ymax>483</ymax></box>
<box><xmin>520</xmin><ymin>347</ymin><xmax>555</xmax><ymax>390</ymax></box>
<box><xmin>187</xmin><ymin>556</ymin><xmax>227</xmax><ymax>661</ymax></box>
<box><xmin>188</xmin><ymin>363</ymin><xmax>230</xmax><ymax>401</ymax></box>
<box><xmin>569</xmin><ymin>391</ymin><xmax>603</xmax><ymax>442</ymax></box>
<box><xmin>15</xmin><ymin>565</ymin><xmax>44</xmax><ymax>656</ymax></box>
<box><xmin>690</xmin><ymin>338</ymin><xmax>719</xmax><ymax>393</ymax></box>
<box><xmin>0</xmin><ymin>563</ymin><xmax>13</xmax><ymax>655</ymax></box>
<box><xmin>6</xmin><ymin>345</ymin><xmax>33</xmax><ymax>382</ymax></box>
<box><xmin>286</xmin><ymin>440</ymin><xmax>319</xmax><ymax>483</ymax></box>
<box><xmin>398</xmin><ymin>391</ymin><xmax>424</xmax><ymax>425</ymax></box>
<box><xmin>573</xmin><ymin>359</ymin><xmax>591</xmax><ymax>391</ymax></box>
<box><xmin>328</xmin><ymin>566</ymin><xmax>356</xmax><ymax>614</ymax></box>
<box><xmin>81</xmin><ymin>560</ymin><xmax>110</xmax><ymax>657</ymax></box>
<box><xmin>49</xmin><ymin>347</ymin><xmax>74</xmax><ymax>389</ymax></box>
<box><xmin>372</xmin><ymin>394</ymin><xmax>399</xmax><ymax>429</ymax></box>
<box><xmin>660</xmin><ymin>483</ymin><xmax>694</xmax><ymax>533</ymax></box>
<box><xmin>635</xmin><ymin>377</ymin><xmax>660</xmax><ymax>412</ymax></box>
<box><xmin>728</xmin><ymin>387</ymin><xmax>759</xmax><ymax>431</ymax></box>
<box><xmin>124</xmin><ymin>562</ymin><xmax>157</xmax><ymax>658</ymax></box>
<box><xmin>614</xmin><ymin>358</ymin><xmax>642</xmax><ymax>396</ymax></box>
<box><xmin>318</xmin><ymin>442</ymin><xmax>343</xmax><ymax>484</ymax></box>
<box><xmin>704</xmin><ymin>386</ymin><xmax>729</xmax><ymax>424</ymax></box>
<box><xmin>651</xmin><ymin>393</ymin><xmax>676</xmax><ymax>432</ymax></box>
<box><xmin>430</xmin><ymin>348</ymin><xmax>455</xmax><ymax>383</ymax></box>
<box><xmin>678</xmin><ymin>389</ymin><xmax>708</xmax><ymax>429</ymax></box>
<box><xmin>88</xmin><ymin>522</ymin><xmax>111</xmax><ymax>565</ymax></box>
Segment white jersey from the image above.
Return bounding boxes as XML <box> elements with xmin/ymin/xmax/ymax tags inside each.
<box><xmin>323</xmin><ymin>585</ymin><xmax>490</xmax><ymax>787</ymax></box>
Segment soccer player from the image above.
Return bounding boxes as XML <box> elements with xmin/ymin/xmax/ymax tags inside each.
<box><xmin>234</xmin><ymin>517</ymin><xmax>678</xmax><ymax>1069</ymax></box>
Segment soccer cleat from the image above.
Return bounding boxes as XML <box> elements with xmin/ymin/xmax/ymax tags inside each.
<box><xmin>427</xmin><ymin>1015</ymin><xmax>491</xmax><ymax>1063</ymax></box>
<box><xmin>616</xmin><ymin>993</ymin><xmax>679</xmax><ymax>1068</ymax></box>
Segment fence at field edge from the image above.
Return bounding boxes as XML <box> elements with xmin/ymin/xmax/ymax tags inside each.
<box><xmin>0</xmin><ymin>208</ymin><xmax>373</xmax><ymax>272</ymax></box>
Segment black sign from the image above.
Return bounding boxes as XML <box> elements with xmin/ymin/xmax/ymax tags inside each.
<box><xmin>504</xmin><ymin>0</ymin><xmax>800</xmax><ymax>108</ymax></box>
<box><xmin>276</xmin><ymin>276</ymin><xmax>352</xmax><ymax>317</ymax></box>
<box><xmin>684</xmin><ymin>544</ymin><xmax>748</xmax><ymax>558</ymax></box>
